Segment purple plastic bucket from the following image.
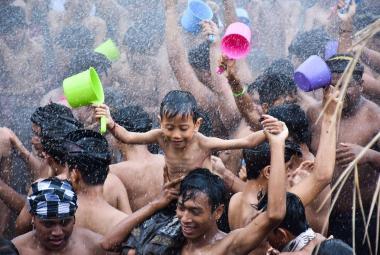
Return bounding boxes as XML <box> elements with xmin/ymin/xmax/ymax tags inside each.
<box><xmin>294</xmin><ymin>55</ymin><xmax>332</xmax><ymax>92</ymax></box>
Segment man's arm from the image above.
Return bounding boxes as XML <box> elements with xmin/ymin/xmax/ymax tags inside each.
<box><xmin>290</xmin><ymin>88</ymin><xmax>339</xmax><ymax>206</ymax></box>
<box><xmin>337</xmin><ymin>0</ymin><xmax>355</xmax><ymax>53</ymax></box>
<box><xmin>212</xmin><ymin>125</ymin><xmax>288</xmax><ymax>255</ymax></box>
<box><xmin>101</xmin><ymin>178</ymin><xmax>182</xmax><ymax>251</ymax></box>
<box><xmin>0</xmin><ymin>179</ymin><xmax>25</xmax><ymax>213</ymax></box>
<box><xmin>164</xmin><ymin>0</ymin><xmax>216</xmax><ymax>109</ymax></box>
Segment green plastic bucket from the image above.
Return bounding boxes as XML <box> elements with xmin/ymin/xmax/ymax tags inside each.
<box><xmin>94</xmin><ymin>39</ymin><xmax>120</xmax><ymax>61</ymax></box>
<box><xmin>63</xmin><ymin>67</ymin><xmax>107</xmax><ymax>134</ymax></box>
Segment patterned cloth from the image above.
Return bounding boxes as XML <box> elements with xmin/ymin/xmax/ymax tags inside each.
<box><xmin>27</xmin><ymin>178</ymin><xmax>77</xmax><ymax>219</ymax></box>
<box><xmin>282</xmin><ymin>228</ymin><xmax>316</xmax><ymax>252</ymax></box>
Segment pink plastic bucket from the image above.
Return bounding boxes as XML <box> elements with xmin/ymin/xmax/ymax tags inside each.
<box><xmin>221</xmin><ymin>22</ymin><xmax>251</xmax><ymax>59</ymax></box>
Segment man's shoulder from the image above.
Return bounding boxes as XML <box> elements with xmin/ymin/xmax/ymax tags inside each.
<box><xmin>363</xmin><ymin>98</ymin><xmax>380</xmax><ymax>119</ymax></box>
<box><xmin>12</xmin><ymin>231</ymin><xmax>34</xmax><ymax>248</ymax></box>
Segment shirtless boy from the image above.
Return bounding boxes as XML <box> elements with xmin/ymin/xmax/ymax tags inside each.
<box><xmin>95</xmin><ymin>90</ymin><xmax>283</xmax><ymax>182</ymax></box>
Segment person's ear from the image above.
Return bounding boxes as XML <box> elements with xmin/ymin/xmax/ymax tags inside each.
<box><xmin>261</xmin><ymin>103</ymin><xmax>269</xmax><ymax>114</ymax></box>
<box><xmin>275</xmin><ymin>228</ymin><xmax>290</xmax><ymax>245</ymax></box>
<box><xmin>262</xmin><ymin>165</ymin><xmax>270</xmax><ymax>179</ymax></box>
<box><xmin>69</xmin><ymin>169</ymin><xmax>81</xmax><ymax>188</ymax></box>
<box><xmin>213</xmin><ymin>204</ymin><xmax>225</xmax><ymax>221</ymax></box>
<box><xmin>194</xmin><ymin>117</ymin><xmax>203</xmax><ymax>132</ymax></box>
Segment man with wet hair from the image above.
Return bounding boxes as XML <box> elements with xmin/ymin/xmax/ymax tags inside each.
<box><xmin>308</xmin><ymin>54</ymin><xmax>380</xmax><ymax>254</ymax></box>
<box><xmin>12</xmin><ymin>178</ymin><xmax>113</xmax><ymax>255</ymax></box>
<box><xmin>110</xmin><ymin>105</ymin><xmax>165</xmax><ymax>211</ymax></box>
<box><xmin>64</xmin><ymin>129</ymin><xmax>130</xmax><ymax>235</ymax></box>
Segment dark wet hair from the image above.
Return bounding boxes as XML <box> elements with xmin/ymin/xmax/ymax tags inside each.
<box><xmin>268</xmin><ymin>104</ymin><xmax>311</xmax><ymax>146</ymax></box>
<box><xmin>312</xmin><ymin>239</ymin><xmax>353</xmax><ymax>255</ymax></box>
<box><xmin>288</xmin><ymin>28</ymin><xmax>331</xmax><ymax>62</ymax></box>
<box><xmin>325</xmin><ymin>54</ymin><xmax>364</xmax><ymax>81</ymax></box>
<box><xmin>40</xmin><ymin>118</ymin><xmax>83</xmax><ymax>165</ymax></box>
<box><xmin>256</xmin><ymin>73</ymin><xmax>297</xmax><ymax>105</ymax></box>
<box><xmin>65</xmin><ymin>49</ymin><xmax>112</xmax><ymax>78</ymax></box>
<box><xmin>197</xmin><ymin>110</ymin><xmax>213</xmax><ymax>137</ymax></box>
<box><xmin>0</xmin><ymin>5</ymin><xmax>27</xmax><ymax>35</ymax></box>
<box><xmin>160</xmin><ymin>90</ymin><xmax>199</xmax><ymax>122</ymax></box>
<box><xmin>123</xmin><ymin>9</ymin><xmax>165</xmax><ymax>56</ymax></box>
<box><xmin>31</xmin><ymin>103</ymin><xmax>75</xmax><ymax>127</ymax></box>
<box><xmin>0</xmin><ymin>237</ymin><xmax>19</xmax><ymax>255</ymax></box>
<box><xmin>258</xmin><ymin>192</ymin><xmax>309</xmax><ymax>236</ymax></box>
<box><xmin>56</xmin><ymin>25</ymin><xmax>95</xmax><ymax>50</ymax></box>
<box><xmin>179</xmin><ymin>168</ymin><xmax>227</xmax><ymax>212</ymax></box>
<box><xmin>264</xmin><ymin>58</ymin><xmax>295</xmax><ymax>80</ymax></box>
<box><xmin>188</xmin><ymin>41</ymin><xmax>211</xmax><ymax>71</ymax></box>
<box><xmin>113</xmin><ymin>105</ymin><xmax>152</xmax><ymax>133</ymax></box>
<box><xmin>243</xmin><ymin>141</ymin><xmax>302</xmax><ymax>180</ymax></box>
<box><xmin>65</xmin><ymin>129</ymin><xmax>111</xmax><ymax>185</ymax></box>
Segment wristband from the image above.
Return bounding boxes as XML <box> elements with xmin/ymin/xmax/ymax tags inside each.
<box><xmin>233</xmin><ymin>86</ymin><xmax>247</xmax><ymax>97</ymax></box>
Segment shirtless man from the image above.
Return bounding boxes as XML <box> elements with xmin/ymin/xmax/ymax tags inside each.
<box><xmin>102</xmin><ymin>119</ymin><xmax>288</xmax><ymax>254</ymax></box>
<box><xmin>63</xmin><ymin>129</ymin><xmax>129</xmax><ymax>235</ymax></box>
<box><xmin>228</xmin><ymin>88</ymin><xmax>339</xmax><ymax>254</ymax></box>
<box><xmin>12</xmin><ymin>178</ymin><xmax>114</xmax><ymax>255</ymax></box>
<box><xmin>15</xmin><ymin>123</ymin><xmax>131</xmax><ymax>234</ymax></box>
<box><xmin>95</xmin><ymin>90</ymin><xmax>282</xmax><ymax>182</ymax></box>
<box><xmin>109</xmin><ymin>106</ymin><xmax>165</xmax><ymax>211</ymax></box>
<box><xmin>308</xmin><ymin>55</ymin><xmax>380</xmax><ymax>254</ymax></box>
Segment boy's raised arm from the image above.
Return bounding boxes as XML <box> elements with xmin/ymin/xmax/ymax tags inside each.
<box><xmin>95</xmin><ymin>104</ymin><xmax>160</xmax><ymax>144</ymax></box>
<box><xmin>290</xmin><ymin>87</ymin><xmax>339</xmax><ymax>206</ymax></box>
<box><xmin>204</xmin><ymin>115</ymin><xmax>281</xmax><ymax>151</ymax></box>
<box><xmin>213</xmin><ymin>123</ymin><xmax>288</xmax><ymax>255</ymax></box>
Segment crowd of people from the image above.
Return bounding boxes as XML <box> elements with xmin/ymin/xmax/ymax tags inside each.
<box><xmin>0</xmin><ymin>0</ymin><xmax>380</xmax><ymax>254</ymax></box>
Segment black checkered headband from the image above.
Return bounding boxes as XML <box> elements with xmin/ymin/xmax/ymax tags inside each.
<box><xmin>27</xmin><ymin>178</ymin><xmax>78</xmax><ymax>219</ymax></box>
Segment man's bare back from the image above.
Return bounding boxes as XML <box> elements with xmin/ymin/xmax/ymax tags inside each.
<box><xmin>110</xmin><ymin>154</ymin><xmax>165</xmax><ymax>211</ymax></box>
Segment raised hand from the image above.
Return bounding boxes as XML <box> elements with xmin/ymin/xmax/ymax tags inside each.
<box><xmin>94</xmin><ymin>104</ymin><xmax>114</xmax><ymax>128</ymax></box>
<box><xmin>261</xmin><ymin>115</ymin><xmax>288</xmax><ymax>142</ymax></box>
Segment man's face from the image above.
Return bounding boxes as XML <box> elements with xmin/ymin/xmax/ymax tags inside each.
<box><xmin>160</xmin><ymin>115</ymin><xmax>200</xmax><ymax>149</ymax></box>
<box><xmin>176</xmin><ymin>192</ymin><xmax>216</xmax><ymax>240</ymax></box>
<box><xmin>34</xmin><ymin>216</ymin><xmax>75</xmax><ymax>251</ymax></box>
<box><xmin>31</xmin><ymin>123</ymin><xmax>43</xmax><ymax>157</ymax></box>
<box><xmin>331</xmin><ymin>73</ymin><xmax>362</xmax><ymax>110</ymax></box>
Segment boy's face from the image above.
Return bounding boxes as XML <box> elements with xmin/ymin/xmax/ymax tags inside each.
<box><xmin>160</xmin><ymin>114</ymin><xmax>200</xmax><ymax>149</ymax></box>
<box><xmin>330</xmin><ymin>73</ymin><xmax>362</xmax><ymax>110</ymax></box>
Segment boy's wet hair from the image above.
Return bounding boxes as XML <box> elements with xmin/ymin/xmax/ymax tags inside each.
<box><xmin>188</xmin><ymin>41</ymin><xmax>211</xmax><ymax>72</ymax></box>
<box><xmin>65</xmin><ymin>49</ymin><xmax>112</xmax><ymax>78</ymax></box>
<box><xmin>180</xmin><ymin>168</ymin><xmax>227</xmax><ymax>212</ymax></box>
<box><xmin>243</xmin><ymin>141</ymin><xmax>302</xmax><ymax>180</ymax></box>
<box><xmin>268</xmin><ymin>104</ymin><xmax>311</xmax><ymax>146</ymax></box>
<box><xmin>0</xmin><ymin>5</ymin><xmax>27</xmax><ymax>35</ymax></box>
<box><xmin>40</xmin><ymin>118</ymin><xmax>83</xmax><ymax>165</ymax></box>
<box><xmin>288</xmin><ymin>28</ymin><xmax>331</xmax><ymax>62</ymax></box>
<box><xmin>160</xmin><ymin>90</ymin><xmax>199</xmax><ymax>122</ymax></box>
<box><xmin>325</xmin><ymin>54</ymin><xmax>364</xmax><ymax>81</ymax></box>
<box><xmin>112</xmin><ymin>105</ymin><xmax>153</xmax><ymax>133</ymax></box>
<box><xmin>256</xmin><ymin>72</ymin><xmax>297</xmax><ymax>105</ymax></box>
<box><xmin>258</xmin><ymin>192</ymin><xmax>309</xmax><ymax>236</ymax></box>
<box><xmin>312</xmin><ymin>239</ymin><xmax>353</xmax><ymax>255</ymax></box>
<box><xmin>56</xmin><ymin>25</ymin><xmax>95</xmax><ymax>50</ymax></box>
<box><xmin>31</xmin><ymin>103</ymin><xmax>75</xmax><ymax>128</ymax></box>
<box><xmin>65</xmin><ymin>129</ymin><xmax>111</xmax><ymax>185</ymax></box>
<box><xmin>264</xmin><ymin>58</ymin><xmax>295</xmax><ymax>80</ymax></box>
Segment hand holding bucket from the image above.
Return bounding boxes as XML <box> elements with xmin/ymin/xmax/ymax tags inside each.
<box><xmin>181</xmin><ymin>0</ymin><xmax>214</xmax><ymax>41</ymax></box>
<box><xmin>217</xmin><ymin>22</ymin><xmax>251</xmax><ymax>74</ymax></box>
<box><xmin>294</xmin><ymin>55</ymin><xmax>332</xmax><ymax>92</ymax></box>
<box><xmin>63</xmin><ymin>67</ymin><xmax>107</xmax><ymax>134</ymax></box>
